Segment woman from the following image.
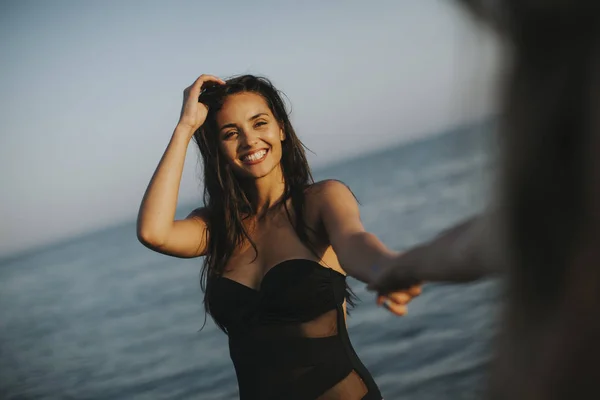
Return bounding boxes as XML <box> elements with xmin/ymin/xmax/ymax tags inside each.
<box><xmin>137</xmin><ymin>74</ymin><xmax>421</xmax><ymax>400</ymax></box>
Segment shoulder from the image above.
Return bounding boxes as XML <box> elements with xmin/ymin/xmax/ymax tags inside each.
<box><xmin>305</xmin><ymin>179</ymin><xmax>357</xmax><ymax>201</ymax></box>
<box><xmin>299</xmin><ymin>180</ymin><xmax>360</xmax><ymax>231</ymax></box>
<box><xmin>186</xmin><ymin>207</ymin><xmax>209</xmax><ymax>220</ymax></box>
<box><xmin>304</xmin><ymin>179</ymin><xmax>359</xmax><ymax>215</ymax></box>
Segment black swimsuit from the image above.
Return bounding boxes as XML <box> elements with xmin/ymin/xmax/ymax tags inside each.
<box><xmin>209</xmin><ymin>259</ymin><xmax>383</xmax><ymax>400</ymax></box>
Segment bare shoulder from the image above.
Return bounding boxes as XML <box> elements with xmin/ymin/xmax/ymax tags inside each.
<box><xmin>186</xmin><ymin>206</ymin><xmax>208</xmax><ymax>220</ymax></box>
<box><xmin>303</xmin><ymin>180</ymin><xmax>359</xmax><ymax>229</ymax></box>
<box><xmin>305</xmin><ymin>179</ymin><xmax>356</xmax><ymax>202</ymax></box>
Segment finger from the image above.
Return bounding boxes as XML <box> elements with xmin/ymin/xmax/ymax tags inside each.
<box><xmin>387</xmin><ymin>291</ymin><xmax>412</xmax><ymax>305</ymax></box>
<box><xmin>198</xmin><ymin>74</ymin><xmax>226</xmax><ymax>87</ymax></box>
<box><xmin>377</xmin><ymin>294</ymin><xmax>410</xmax><ymax>308</ymax></box>
<box><xmin>407</xmin><ymin>284</ymin><xmax>423</xmax><ymax>297</ymax></box>
<box><xmin>190</xmin><ymin>74</ymin><xmax>226</xmax><ymax>95</ymax></box>
<box><xmin>378</xmin><ymin>297</ymin><xmax>407</xmax><ymax>316</ymax></box>
<box><xmin>367</xmin><ymin>273</ymin><xmax>418</xmax><ymax>295</ymax></box>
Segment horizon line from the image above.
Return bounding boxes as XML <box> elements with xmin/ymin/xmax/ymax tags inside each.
<box><xmin>0</xmin><ymin>116</ymin><xmax>496</xmax><ymax>265</ymax></box>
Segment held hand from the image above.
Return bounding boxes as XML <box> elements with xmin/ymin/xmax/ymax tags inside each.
<box><xmin>376</xmin><ymin>284</ymin><xmax>422</xmax><ymax>316</ymax></box>
<box><xmin>367</xmin><ymin>249</ymin><xmax>427</xmax><ymax>316</ymax></box>
<box><xmin>367</xmin><ymin>245</ymin><xmax>428</xmax><ymax>295</ymax></box>
<box><xmin>178</xmin><ymin>74</ymin><xmax>226</xmax><ymax>135</ymax></box>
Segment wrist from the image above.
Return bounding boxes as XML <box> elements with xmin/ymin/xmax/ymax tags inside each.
<box><xmin>368</xmin><ymin>251</ymin><xmax>401</xmax><ymax>281</ymax></box>
<box><xmin>174</xmin><ymin>123</ymin><xmax>196</xmax><ymax>139</ymax></box>
<box><xmin>380</xmin><ymin>250</ymin><xmax>401</xmax><ymax>265</ymax></box>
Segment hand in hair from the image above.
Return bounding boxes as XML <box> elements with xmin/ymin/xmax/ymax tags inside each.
<box><xmin>178</xmin><ymin>74</ymin><xmax>226</xmax><ymax>135</ymax></box>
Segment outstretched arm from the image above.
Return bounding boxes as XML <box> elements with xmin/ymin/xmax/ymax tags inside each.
<box><xmin>368</xmin><ymin>211</ymin><xmax>502</xmax><ymax>295</ymax></box>
<box><xmin>315</xmin><ymin>180</ymin><xmax>399</xmax><ymax>283</ymax></box>
<box><xmin>313</xmin><ymin>180</ymin><xmax>421</xmax><ymax>315</ymax></box>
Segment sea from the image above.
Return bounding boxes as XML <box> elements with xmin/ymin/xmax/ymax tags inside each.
<box><xmin>0</xmin><ymin>120</ymin><xmax>502</xmax><ymax>400</ymax></box>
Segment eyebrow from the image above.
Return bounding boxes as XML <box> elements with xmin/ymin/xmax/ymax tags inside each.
<box><xmin>220</xmin><ymin>113</ymin><xmax>269</xmax><ymax>131</ymax></box>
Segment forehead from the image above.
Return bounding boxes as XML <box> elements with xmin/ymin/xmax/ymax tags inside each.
<box><xmin>216</xmin><ymin>92</ymin><xmax>272</xmax><ymax>123</ymax></box>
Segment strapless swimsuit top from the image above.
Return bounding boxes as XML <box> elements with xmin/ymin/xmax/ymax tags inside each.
<box><xmin>208</xmin><ymin>259</ymin><xmax>382</xmax><ymax>400</ymax></box>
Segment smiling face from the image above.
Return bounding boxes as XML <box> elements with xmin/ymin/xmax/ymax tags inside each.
<box><xmin>215</xmin><ymin>92</ymin><xmax>286</xmax><ymax>179</ymax></box>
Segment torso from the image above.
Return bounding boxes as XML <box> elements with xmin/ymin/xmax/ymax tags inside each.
<box><xmin>220</xmin><ymin>184</ymin><xmax>346</xmax><ymax>292</ymax></box>
<box><xmin>207</xmin><ymin>182</ymin><xmax>382</xmax><ymax>399</ymax></box>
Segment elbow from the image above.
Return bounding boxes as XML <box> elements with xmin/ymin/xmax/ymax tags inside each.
<box><xmin>136</xmin><ymin>224</ymin><xmax>165</xmax><ymax>249</ymax></box>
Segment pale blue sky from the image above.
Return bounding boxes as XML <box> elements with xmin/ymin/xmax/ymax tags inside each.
<box><xmin>0</xmin><ymin>0</ymin><xmax>500</xmax><ymax>258</ymax></box>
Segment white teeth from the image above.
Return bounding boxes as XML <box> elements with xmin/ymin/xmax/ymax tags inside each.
<box><xmin>242</xmin><ymin>149</ymin><xmax>267</xmax><ymax>162</ymax></box>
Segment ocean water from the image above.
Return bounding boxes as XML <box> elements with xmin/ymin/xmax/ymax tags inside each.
<box><xmin>0</xmin><ymin>121</ymin><xmax>501</xmax><ymax>399</ymax></box>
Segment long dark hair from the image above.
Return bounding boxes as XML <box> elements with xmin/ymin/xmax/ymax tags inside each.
<box><xmin>193</xmin><ymin>75</ymin><xmax>343</xmax><ymax>331</ymax></box>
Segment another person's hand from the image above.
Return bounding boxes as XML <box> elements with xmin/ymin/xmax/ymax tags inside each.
<box><xmin>368</xmin><ymin>248</ymin><xmax>428</xmax><ymax>316</ymax></box>
<box><xmin>368</xmin><ymin>246</ymin><xmax>426</xmax><ymax>292</ymax></box>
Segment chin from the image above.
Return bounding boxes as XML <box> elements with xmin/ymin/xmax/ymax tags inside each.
<box><xmin>233</xmin><ymin>162</ymin><xmax>281</xmax><ymax>180</ymax></box>
<box><xmin>239</xmin><ymin>169</ymin><xmax>273</xmax><ymax>180</ymax></box>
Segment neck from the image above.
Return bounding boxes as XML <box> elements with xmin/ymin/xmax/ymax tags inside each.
<box><xmin>242</xmin><ymin>166</ymin><xmax>286</xmax><ymax>217</ymax></box>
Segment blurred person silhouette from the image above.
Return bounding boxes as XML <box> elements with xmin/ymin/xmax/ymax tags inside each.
<box><xmin>369</xmin><ymin>1</ymin><xmax>600</xmax><ymax>398</ymax></box>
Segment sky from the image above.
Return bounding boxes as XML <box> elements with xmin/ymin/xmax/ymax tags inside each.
<box><xmin>0</xmin><ymin>0</ymin><xmax>501</xmax><ymax>259</ymax></box>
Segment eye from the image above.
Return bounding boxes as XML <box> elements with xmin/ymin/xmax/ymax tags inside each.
<box><xmin>223</xmin><ymin>131</ymin><xmax>237</xmax><ymax>139</ymax></box>
<box><xmin>254</xmin><ymin>121</ymin><xmax>267</xmax><ymax>128</ymax></box>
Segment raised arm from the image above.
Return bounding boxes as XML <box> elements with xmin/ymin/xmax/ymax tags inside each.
<box><xmin>136</xmin><ymin>74</ymin><xmax>225</xmax><ymax>258</ymax></box>
<box><xmin>136</xmin><ymin>130</ymin><xmax>208</xmax><ymax>258</ymax></box>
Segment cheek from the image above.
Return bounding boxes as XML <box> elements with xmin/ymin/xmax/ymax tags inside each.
<box><xmin>218</xmin><ymin>142</ymin><xmax>238</xmax><ymax>163</ymax></box>
<box><xmin>272</xmin><ymin>140</ymin><xmax>285</xmax><ymax>160</ymax></box>
<box><xmin>268</xmin><ymin>128</ymin><xmax>284</xmax><ymax>148</ymax></box>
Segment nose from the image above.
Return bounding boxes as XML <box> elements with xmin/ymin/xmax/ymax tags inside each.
<box><xmin>238</xmin><ymin>128</ymin><xmax>259</xmax><ymax>148</ymax></box>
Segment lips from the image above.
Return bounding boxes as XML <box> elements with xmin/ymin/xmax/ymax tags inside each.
<box><xmin>240</xmin><ymin>148</ymin><xmax>269</xmax><ymax>165</ymax></box>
